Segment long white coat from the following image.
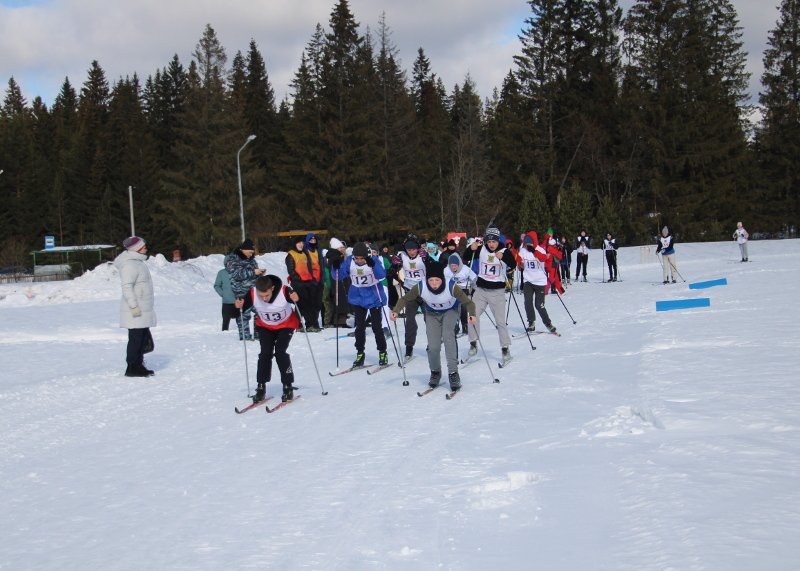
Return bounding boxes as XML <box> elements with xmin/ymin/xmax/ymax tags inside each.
<box><xmin>114</xmin><ymin>250</ymin><xmax>157</xmax><ymax>329</ymax></box>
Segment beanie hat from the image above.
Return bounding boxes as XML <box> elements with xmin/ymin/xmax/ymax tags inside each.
<box><xmin>404</xmin><ymin>239</ymin><xmax>420</xmax><ymax>251</ymax></box>
<box><xmin>523</xmin><ymin>235</ymin><xmax>534</xmax><ymax>245</ymax></box>
<box><xmin>426</xmin><ymin>261</ymin><xmax>445</xmax><ymax>280</ymax></box>
<box><xmin>330</xmin><ymin>237</ymin><xmax>344</xmax><ymax>250</ymax></box>
<box><xmin>485</xmin><ymin>224</ymin><xmax>501</xmax><ymax>242</ymax></box>
<box><xmin>447</xmin><ymin>253</ymin><xmax>462</xmax><ymax>266</ymax></box>
<box><xmin>123</xmin><ymin>236</ymin><xmax>146</xmax><ymax>251</ymax></box>
<box><xmin>239</xmin><ymin>238</ymin><xmax>255</xmax><ymax>251</ymax></box>
<box><xmin>351</xmin><ymin>242</ymin><xmax>370</xmax><ymax>258</ymax></box>
<box><xmin>446</xmin><ymin>239</ymin><xmax>457</xmax><ymax>248</ymax></box>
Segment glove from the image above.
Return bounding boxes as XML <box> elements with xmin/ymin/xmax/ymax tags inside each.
<box><xmin>366</xmin><ymin>256</ymin><xmax>375</xmax><ymax>267</ymax></box>
<box><xmin>131</xmin><ymin>306</ymin><xmax>142</xmax><ymax>317</ymax></box>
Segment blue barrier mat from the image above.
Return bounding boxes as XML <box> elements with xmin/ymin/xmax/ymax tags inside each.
<box><xmin>656</xmin><ymin>298</ymin><xmax>711</xmax><ymax>311</ymax></box>
<box><xmin>688</xmin><ymin>278</ymin><xmax>727</xmax><ymax>290</ymax></box>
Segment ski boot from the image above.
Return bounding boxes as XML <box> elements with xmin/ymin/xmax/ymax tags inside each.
<box><xmin>448</xmin><ymin>371</ymin><xmax>462</xmax><ymax>391</ymax></box>
<box><xmin>378</xmin><ymin>351</ymin><xmax>389</xmax><ymax>366</ymax></box>
<box><xmin>428</xmin><ymin>370</ymin><xmax>442</xmax><ymax>388</ymax></box>
<box><xmin>547</xmin><ymin>324</ymin><xmax>557</xmax><ymax>334</ymax></box>
<box><xmin>353</xmin><ymin>352</ymin><xmax>366</xmax><ymax>368</ymax></box>
<box><xmin>526</xmin><ymin>322</ymin><xmax>536</xmax><ymax>333</ymax></box>
<box><xmin>253</xmin><ymin>382</ymin><xmax>267</xmax><ymax>403</ymax></box>
<box><xmin>403</xmin><ymin>346</ymin><xmax>414</xmax><ymax>364</ymax></box>
<box><xmin>501</xmin><ymin>346</ymin><xmax>512</xmax><ymax>366</ymax></box>
<box><xmin>468</xmin><ymin>341</ymin><xmax>478</xmax><ymax>357</ymax></box>
<box><xmin>281</xmin><ymin>384</ymin><xmax>293</xmax><ymax>403</ymax></box>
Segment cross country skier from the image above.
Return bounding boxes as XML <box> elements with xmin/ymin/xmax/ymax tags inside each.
<box><xmin>656</xmin><ymin>226</ymin><xmax>678</xmax><ymax>283</ymax></box>
<box><xmin>733</xmin><ymin>222</ymin><xmax>749</xmax><ymax>262</ymax></box>
<box><xmin>444</xmin><ymin>252</ymin><xmax>477</xmax><ymax>336</ymax></box>
<box><xmin>235</xmin><ymin>275</ymin><xmax>300</xmax><ymax>403</ymax></box>
<box><xmin>603</xmin><ymin>232</ymin><xmax>618</xmax><ymax>281</ymax></box>
<box><xmin>390</xmin><ymin>261</ymin><xmax>477</xmax><ymax>393</ymax></box>
<box><xmin>575</xmin><ymin>230</ymin><xmax>591</xmax><ymax>282</ymax></box>
<box><xmin>391</xmin><ymin>235</ymin><xmax>428</xmax><ymax>363</ymax></box>
<box><xmin>517</xmin><ymin>233</ymin><xmax>557</xmax><ymax>334</ymax></box>
<box><xmin>466</xmin><ymin>224</ymin><xmax>514</xmax><ymax>365</ymax></box>
<box><xmin>333</xmin><ymin>242</ymin><xmax>389</xmax><ymax>369</ymax></box>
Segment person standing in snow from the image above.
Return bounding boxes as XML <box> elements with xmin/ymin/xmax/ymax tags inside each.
<box><xmin>558</xmin><ymin>235</ymin><xmax>572</xmax><ymax>285</ymax></box>
<box><xmin>225</xmin><ymin>238</ymin><xmax>265</xmax><ymax>340</ymax></box>
<box><xmin>285</xmin><ymin>234</ymin><xmax>323</xmax><ymax>331</ymax></box>
<box><xmin>236</xmin><ymin>275</ymin><xmax>300</xmax><ymax>403</ymax></box>
<box><xmin>325</xmin><ymin>238</ymin><xmax>350</xmax><ymax>328</ymax></box>
<box><xmin>655</xmin><ymin>226</ymin><xmax>678</xmax><ymax>284</ymax></box>
<box><xmin>516</xmin><ymin>233</ymin><xmax>557</xmax><ymax>334</ymax></box>
<box><xmin>466</xmin><ymin>224</ymin><xmax>514</xmax><ymax>364</ymax></box>
<box><xmin>603</xmin><ymin>232</ymin><xmax>619</xmax><ymax>282</ymax></box>
<box><xmin>115</xmin><ymin>236</ymin><xmax>156</xmax><ymax>377</ymax></box>
<box><xmin>213</xmin><ymin>266</ymin><xmax>237</xmax><ymax>331</ymax></box>
<box><xmin>575</xmin><ymin>230</ymin><xmax>591</xmax><ymax>282</ymax></box>
<box><xmin>733</xmin><ymin>222</ymin><xmax>749</xmax><ymax>262</ymax></box>
<box><xmin>332</xmin><ymin>242</ymin><xmax>389</xmax><ymax>369</ymax></box>
<box><xmin>391</xmin><ymin>261</ymin><xmax>476</xmax><ymax>393</ymax></box>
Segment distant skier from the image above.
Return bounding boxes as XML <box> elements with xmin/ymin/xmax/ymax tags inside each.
<box><xmin>575</xmin><ymin>230</ymin><xmax>591</xmax><ymax>282</ymax></box>
<box><xmin>391</xmin><ymin>235</ymin><xmax>428</xmax><ymax>363</ymax></box>
<box><xmin>733</xmin><ymin>222</ymin><xmax>749</xmax><ymax>262</ymax></box>
<box><xmin>516</xmin><ymin>233</ymin><xmax>557</xmax><ymax>334</ymax></box>
<box><xmin>603</xmin><ymin>232</ymin><xmax>618</xmax><ymax>282</ymax></box>
<box><xmin>656</xmin><ymin>226</ymin><xmax>678</xmax><ymax>283</ymax></box>
<box><xmin>444</xmin><ymin>252</ymin><xmax>477</xmax><ymax>336</ymax></box>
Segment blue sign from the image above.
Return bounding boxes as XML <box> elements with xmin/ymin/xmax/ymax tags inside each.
<box><xmin>656</xmin><ymin>298</ymin><xmax>711</xmax><ymax>312</ymax></box>
<box><xmin>44</xmin><ymin>235</ymin><xmax>55</xmax><ymax>249</ymax></box>
<box><xmin>688</xmin><ymin>278</ymin><xmax>727</xmax><ymax>290</ymax></box>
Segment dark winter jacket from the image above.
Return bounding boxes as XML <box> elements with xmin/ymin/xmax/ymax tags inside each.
<box><xmin>224</xmin><ymin>249</ymin><xmax>260</xmax><ymax>298</ymax></box>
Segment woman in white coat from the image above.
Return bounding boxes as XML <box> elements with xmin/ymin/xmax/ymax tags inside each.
<box><xmin>114</xmin><ymin>236</ymin><xmax>157</xmax><ymax>377</ymax></box>
<box><xmin>733</xmin><ymin>222</ymin><xmax>749</xmax><ymax>262</ymax></box>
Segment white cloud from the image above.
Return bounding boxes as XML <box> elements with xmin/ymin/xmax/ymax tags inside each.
<box><xmin>0</xmin><ymin>0</ymin><xmax>779</xmax><ymax>107</ymax></box>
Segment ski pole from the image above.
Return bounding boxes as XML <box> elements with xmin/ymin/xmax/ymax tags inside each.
<box><xmin>554</xmin><ymin>290</ymin><xmax>577</xmax><ymax>324</ymax></box>
<box><xmin>470</xmin><ymin>323</ymin><xmax>500</xmax><ymax>383</ymax></box>
<box><xmin>506</xmin><ymin>277</ymin><xmax>535</xmax><ymax>351</ymax></box>
<box><xmin>601</xmin><ymin>244</ymin><xmax>606</xmax><ymax>283</ymax></box>
<box><xmin>238</xmin><ymin>306</ymin><xmax>252</xmax><ymax>397</ymax></box>
<box><xmin>294</xmin><ymin>305</ymin><xmax>328</xmax><ymax>395</ymax></box>
<box><xmin>375</xmin><ymin>282</ymin><xmax>408</xmax><ymax>386</ymax></box>
<box><xmin>334</xmin><ymin>271</ymin><xmax>340</xmax><ymax>368</ymax></box>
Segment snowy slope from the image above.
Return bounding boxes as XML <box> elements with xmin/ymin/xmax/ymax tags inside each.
<box><xmin>1</xmin><ymin>240</ymin><xmax>799</xmax><ymax>570</ymax></box>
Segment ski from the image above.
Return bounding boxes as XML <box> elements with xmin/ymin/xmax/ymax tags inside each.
<box><xmin>398</xmin><ymin>355</ymin><xmax>416</xmax><ymax>367</ymax></box>
<box><xmin>417</xmin><ymin>386</ymin><xmax>438</xmax><ymax>397</ymax></box>
<box><xmin>459</xmin><ymin>355</ymin><xmax>478</xmax><ymax>367</ymax></box>
<box><xmin>514</xmin><ymin>330</ymin><xmax>561</xmax><ymax>338</ymax></box>
<box><xmin>235</xmin><ymin>396</ymin><xmax>274</xmax><ymax>414</ymax></box>
<box><xmin>498</xmin><ymin>356</ymin><xmax>514</xmax><ymax>369</ymax></box>
<box><xmin>265</xmin><ymin>395</ymin><xmax>301</xmax><ymax>413</ymax></box>
<box><xmin>366</xmin><ymin>363</ymin><xmax>394</xmax><ymax>375</ymax></box>
<box><xmin>328</xmin><ymin>364</ymin><xmax>374</xmax><ymax>376</ymax></box>
<box><xmin>445</xmin><ymin>388</ymin><xmax>461</xmax><ymax>400</ymax></box>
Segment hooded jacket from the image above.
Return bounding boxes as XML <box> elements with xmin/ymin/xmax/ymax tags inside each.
<box><xmin>114</xmin><ymin>249</ymin><xmax>156</xmax><ymax>329</ymax></box>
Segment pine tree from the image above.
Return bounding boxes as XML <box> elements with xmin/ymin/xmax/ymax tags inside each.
<box><xmin>756</xmin><ymin>0</ymin><xmax>800</xmax><ymax>228</ymax></box>
<box><xmin>519</xmin><ymin>174</ymin><xmax>552</xmax><ymax>233</ymax></box>
<box><xmin>556</xmin><ymin>179</ymin><xmax>592</xmax><ymax>238</ymax></box>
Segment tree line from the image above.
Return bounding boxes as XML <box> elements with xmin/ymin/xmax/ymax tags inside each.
<box><xmin>0</xmin><ymin>0</ymin><xmax>797</xmax><ymax>265</ymax></box>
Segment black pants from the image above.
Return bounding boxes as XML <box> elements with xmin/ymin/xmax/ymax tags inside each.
<box><xmin>294</xmin><ymin>282</ymin><xmax>322</xmax><ymax>328</ymax></box>
<box><xmin>354</xmin><ymin>306</ymin><xmax>387</xmax><ymax>353</ymax></box>
<box><xmin>576</xmin><ymin>253</ymin><xmax>588</xmax><ymax>278</ymax></box>
<box><xmin>523</xmin><ymin>283</ymin><xmax>552</xmax><ymax>328</ymax></box>
<box><xmin>402</xmin><ymin>293</ymin><xmax>423</xmax><ymax>349</ymax></box>
<box><xmin>560</xmin><ymin>263</ymin><xmax>570</xmax><ymax>282</ymax></box>
<box><xmin>221</xmin><ymin>303</ymin><xmax>238</xmax><ymax>330</ymax></box>
<box><xmin>605</xmin><ymin>251</ymin><xmax>617</xmax><ymax>280</ymax></box>
<box><xmin>256</xmin><ymin>327</ymin><xmax>295</xmax><ymax>387</ymax></box>
<box><xmin>127</xmin><ymin>328</ymin><xmax>150</xmax><ymax>366</ymax></box>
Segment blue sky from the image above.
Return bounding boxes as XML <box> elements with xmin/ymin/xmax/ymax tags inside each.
<box><xmin>0</xmin><ymin>0</ymin><xmax>777</xmax><ymax>108</ymax></box>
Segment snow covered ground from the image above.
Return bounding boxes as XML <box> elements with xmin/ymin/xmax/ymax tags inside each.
<box><xmin>1</xmin><ymin>239</ymin><xmax>799</xmax><ymax>570</ymax></box>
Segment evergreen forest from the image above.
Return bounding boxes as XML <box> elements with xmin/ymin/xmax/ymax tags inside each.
<box><xmin>0</xmin><ymin>0</ymin><xmax>798</xmax><ymax>263</ymax></box>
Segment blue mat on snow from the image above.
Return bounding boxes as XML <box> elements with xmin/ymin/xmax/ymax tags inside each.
<box><xmin>656</xmin><ymin>298</ymin><xmax>711</xmax><ymax>312</ymax></box>
<box><xmin>688</xmin><ymin>278</ymin><xmax>727</xmax><ymax>290</ymax></box>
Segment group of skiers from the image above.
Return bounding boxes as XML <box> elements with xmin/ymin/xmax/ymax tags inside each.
<box><xmin>115</xmin><ymin>220</ymin><xmax>750</xmax><ymax>396</ymax></box>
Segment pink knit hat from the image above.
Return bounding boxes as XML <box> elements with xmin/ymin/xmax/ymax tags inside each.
<box><xmin>123</xmin><ymin>236</ymin><xmax>146</xmax><ymax>251</ymax></box>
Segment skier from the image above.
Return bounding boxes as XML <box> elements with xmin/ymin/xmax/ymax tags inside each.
<box><xmin>543</xmin><ymin>233</ymin><xmax>565</xmax><ymax>294</ymax></box>
<box><xmin>444</xmin><ymin>252</ymin><xmax>477</xmax><ymax>336</ymax></box>
<box><xmin>603</xmin><ymin>232</ymin><xmax>619</xmax><ymax>281</ymax></box>
<box><xmin>115</xmin><ymin>236</ymin><xmax>157</xmax><ymax>377</ymax></box>
<box><xmin>466</xmin><ymin>224</ymin><xmax>514</xmax><ymax>365</ymax></box>
<box><xmin>235</xmin><ymin>275</ymin><xmax>300</xmax><ymax>403</ymax></box>
<box><xmin>516</xmin><ymin>233</ymin><xmax>557</xmax><ymax>334</ymax></box>
<box><xmin>656</xmin><ymin>226</ymin><xmax>678</xmax><ymax>283</ymax></box>
<box><xmin>332</xmin><ymin>242</ymin><xmax>389</xmax><ymax>369</ymax></box>
<box><xmin>575</xmin><ymin>230</ymin><xmax>591</xmax><ymax>282</ymax></box>
<box><xmin>390</xmin><ymin>261</ymin><xmax>476</xmax><ymax>393</ymax></box>
<box><xmin>324</xmin><ymin>238</ymin><xmax>350</xmax><ymax>328</ymax></box>
<box><xmin>733</xmin><ymin>222</ymin><xmax>749</xmax><ymax>262</ymax></box>
<box><xmin>558</xmin><ymin>235</ymin><xmax>572</xmax><ymax>285</ymax></box>
<box><xmin>225</xmin><ymin>238</ymin><xmax>266</xmax><ymax>340</ymax></box>
<box><xmin>391</xmin><ymin>235</ymin><xmax>428</xmax><ymax>363</ymax></box>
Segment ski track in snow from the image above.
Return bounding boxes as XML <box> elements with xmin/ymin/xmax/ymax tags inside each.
<box><xmin>2</xmin><ymin>242</ymin><xmax>800</xmax><ymax>569</ymax></box>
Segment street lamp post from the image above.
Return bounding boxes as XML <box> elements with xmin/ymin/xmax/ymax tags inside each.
<box><xmin>237</xmin><ymin>134</ymin><xmax>257</xmax><ymax>243</ymax></box>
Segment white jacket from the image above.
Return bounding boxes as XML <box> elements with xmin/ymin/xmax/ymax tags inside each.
<box><xmin>114</xmin><ymin>250</ymin><xmax>157</xmax><ymax>329</ymax></box>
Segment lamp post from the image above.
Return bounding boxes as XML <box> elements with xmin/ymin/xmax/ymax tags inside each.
<box><xmin>237</xmin><ymin>134</ymin><xmax>257</xmax><ymax>243</ymax></box>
